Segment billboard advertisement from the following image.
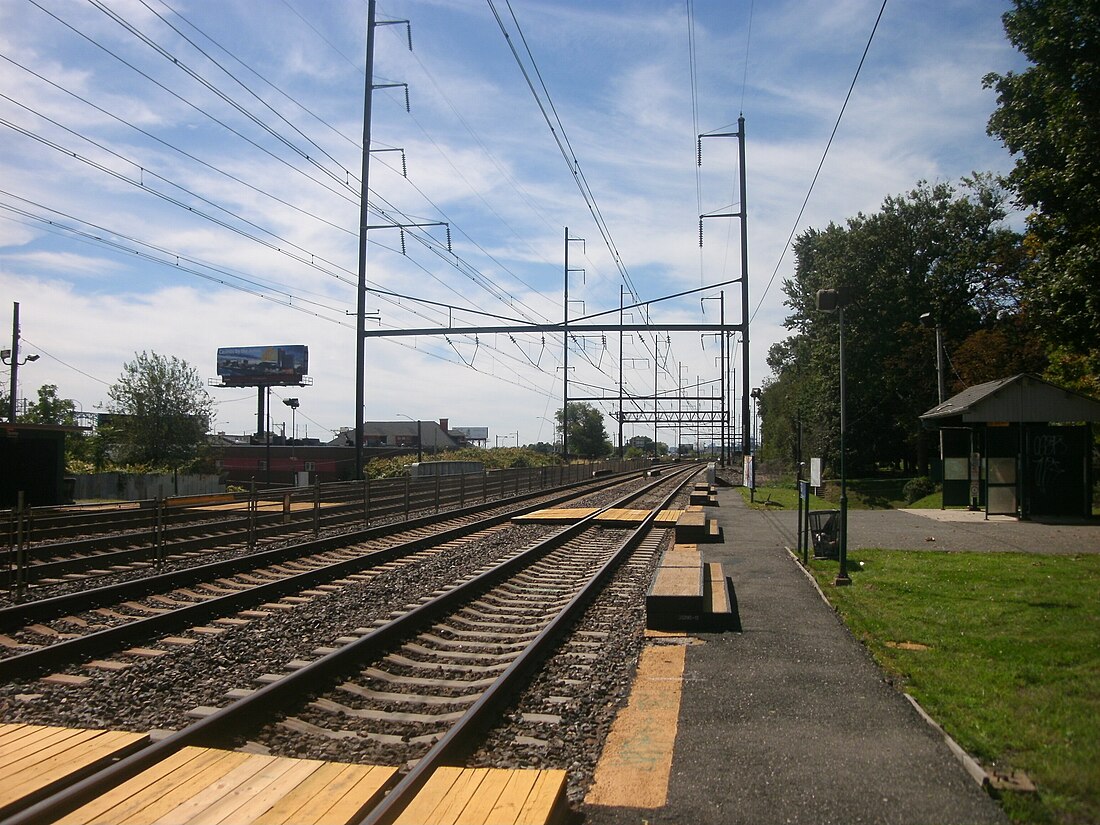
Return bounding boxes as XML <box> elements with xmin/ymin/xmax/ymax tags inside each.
<box><xmin>451</xmin><ymin>426</ymin><xmax>489</xmax><ymax>441</ymax></box>
<box><xmin>217</xmin><ymin>345</ymin><xmax>308</xmax><ymax>386</ymax></box>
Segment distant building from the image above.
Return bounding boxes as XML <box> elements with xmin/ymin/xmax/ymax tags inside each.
<box><xmin>329</xmin><ymin>419</ymin><xmax>464</xmax><ymax>452</ymax></box>
<box><xmin>213</xmin><ymin>418</ymin><xmax>466</xmax><ymax>488</ymax></box>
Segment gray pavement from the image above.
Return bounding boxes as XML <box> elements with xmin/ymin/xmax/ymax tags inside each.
<box><xmin>768</xmin><ymin>504</ymin><xmax>1099</xmax><ymax>554</ymax></box>
<box><xmin>582</xmin><ymin>489</ymin><xmax>1011</xmax><ymax>825</ymax></box>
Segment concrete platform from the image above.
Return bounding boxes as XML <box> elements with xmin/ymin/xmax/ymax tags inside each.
<box><xmin>582</xmin><ymin>487</ymin><xmax>1008</xmax><ymax>825</ymax></box>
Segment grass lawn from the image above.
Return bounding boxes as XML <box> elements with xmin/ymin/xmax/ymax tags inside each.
<box><xmin>807</xmin><ymin>550</ymin><xmax>1100</xmax><ymax>824</ymax></box>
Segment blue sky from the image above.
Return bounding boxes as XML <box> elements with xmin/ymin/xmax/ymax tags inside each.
<box><xmin>0</xmin><ymin>0</ymin><xmax>1026</xmax><ymax>448</ymax></box>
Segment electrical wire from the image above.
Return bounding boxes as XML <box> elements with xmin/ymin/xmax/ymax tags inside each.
<box><xmin>751</xmin><ymin>0</ymin><xmax>889</xmax><ymax>322</ymax></box>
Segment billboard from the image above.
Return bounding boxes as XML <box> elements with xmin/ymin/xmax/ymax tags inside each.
<box><xmin>451</xmin><ymin>427</ymin><xmax>489</xmax><ymax>441</ymax></box>
<box><xmin>217</xmin><ymin>345</ymin><xmax>308</xmax><ymax>386</ymax></box>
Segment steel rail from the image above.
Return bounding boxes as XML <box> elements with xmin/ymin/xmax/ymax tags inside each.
<box><xmin>0</xmin><ymin>468</ymin><xmax>639</xmax><ymax>631</ymax></box>
<box><xmin>0</xmin><ymin>466</ymin><xmax>694</xmax><ymax>825</ymax></box>
<box><xmin>0</xmin><ymin>470</ymin><xmax>652</xmax><ymax>681</ymax></box>
<box><xmin>4</xmin><ymin>466</ymin><xmax>634</xmax><ymax>581</ymax></box>
<box><xmin>358</xmin><ymin>469</ymin><xmax>692</xmax><ymax>825</ymax></box>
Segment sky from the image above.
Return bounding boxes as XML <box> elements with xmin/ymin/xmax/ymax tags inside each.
<box><xmin>0</xmin><ymin>0</ymin><xmax>1028</xmax><ymax>450</ymax></box>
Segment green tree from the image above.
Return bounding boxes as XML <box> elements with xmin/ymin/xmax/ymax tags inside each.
<box><xmin>556</xmin><ymin>402</ymin><xmax>612</xmax><ymax>459</ymax></box>
<box><xmin>24</xmin><ymin>384</ymin><xmax>77</xmax><ymax>425</ymax></box>
<box><xmin>770</xmin><ymin>178</ymin><xmax>1028</xmax><ymax>476</ymax></box>
<box><xmin>984</xmin><ymin>0</ymin><xmax>1100</xmax><ymax>367</ymax></box>
<box><xmin>105</xmin><ymin>351</ymin><xmax>214</xmax><ymax>470</ymax></box>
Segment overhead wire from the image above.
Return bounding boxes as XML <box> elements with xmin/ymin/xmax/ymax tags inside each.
<box><xmin>12</xmin><ymin>1</ymin><xmax>657</xmax><ymax>424</ymax></box>
<box><xmin>751</xmin><ymin>0</ymin><xmax>889</xmax><ymax>322</ymax></box>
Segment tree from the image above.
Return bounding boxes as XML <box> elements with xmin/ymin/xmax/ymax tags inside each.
<box><xmin>105</xmin><ymin>351</ymin><xmax>214</xmax><ymax>469</ymax></box>
<box><xmin>770</xmin><ymin>178</ymin><xmax>1029</xmax><ymax>475</ymax></box>
<box><xmin>556</xmin><ymin>402</ymin><xmax>612</xmax><ymax>459</ymax></box>
<box><xmin>984</xmin><ymin>0</ymin><xmax>1100</xmax><ymax>364</ymax></box>
<box><xmin>24</xmin><ymin>384</ymin><xmax>77</xmax><ymax>425</ymax></box>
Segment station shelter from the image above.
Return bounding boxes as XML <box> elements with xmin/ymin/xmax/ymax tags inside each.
<box><xmin>919</xmin><ymin>374</ymin><xmax>1100</xmax><ymax>519</ymax></box>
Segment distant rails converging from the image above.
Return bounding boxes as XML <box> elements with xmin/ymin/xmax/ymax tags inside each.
<box><xmin>1</xmin><ymin>465</ymin><xmax>617</xmax><ymax>591</ymax></box>
<box><xmin>0</xmin><ymin>463</ymin><xmax>700</xmax><ymax>825</ymax></box>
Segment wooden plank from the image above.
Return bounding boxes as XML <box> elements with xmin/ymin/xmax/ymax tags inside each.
<box><xmin>113</xmin><ymin>749</ymin><xmax>252</xmax><ymax>825</ymax></box>
<box><xmin>213</xmin><ymin>759</ymin><xmax>325</xmax><ymax>824</ymax></box>
<box><xmin>480</xmin><ymin>770</ymin><xmax>541</xmax><ymax>825</ymax></box>
<box><xmin>422</xmin><ymin>767</ymin><xmax>488</xmax><ymax>824</ymax></box>
<box><xmin>314</xmin><ymin>764</ymin><xmax>398</xmax><ymax>825</ymax></box>
<box><xmin>392</xmin><ymin>766</ymin><xmax>465</xmax><ymax>825</ymax></box>
<box><xmin>56</xmin><ymin>747</ymin><xmax>225</xmax><ymax>825</ymax></box>
<box><xmin>449</xmin><ymin>769</ymin><xmax>513</xmax><ymax>824</ymax></box>
<box><xmin>649</xmin><ymin>566</ymin><xmax>702</xmax><ymax>599</ymax></box>
<box><xmin>706</xmin><ymin>562</ymin><xmax>730</xmax><ymax>614</ymax></box>
<box><xmin>9</xmin><ymin>729</ymin><xmax>141</xmax><ymax>785</ymax></box>
<box><xmin>0</xmin><ymin>723</ymin><xmax>34</xmax><ymax>746</ymax></box>
<box><xmin>515</xmin><ymin>770</ymin><xmax>567</xmax><ymax>824</ymax></box>
<box><xmin>182</xmin><ymin>754</ymin><xmax>308</xmax><ymax>825</ymax></box>
<box><xmin>0</xmin><ymin>726</ymin><xmax>84</xmax><ymax>770</ymax></box>
<box><xmin>0</xmin><ymin>729</ymin><xmax>112</xmax><ymax>801</ymax></box>
<box><xmin>251</xmin><ymin>762</ymin><xmax>360</xmax><ymax>825</ymax></box>
<box><xmin>659</xmin><ymin>548</ymin><xmax>701</xmax><ymax>570</ymax></box>
<box><xmin>153</xmin><ymin>752</ymin><xmax>277</xmax><ymax>824</ymax></box>
<box><xmin>585</xmin><ymin>647</ymin><xmax>685</xmax><ymax>808</ymax></box>
<box><xmin>0</xmin><ymin>724</ymin><xmax>62</xmax><ymax>760</ymax></box>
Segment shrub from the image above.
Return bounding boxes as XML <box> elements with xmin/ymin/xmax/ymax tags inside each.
<box><xmin>902</xmin><ymin>476</ymin><xmax>936</xmax><ymax>504</ymax></box>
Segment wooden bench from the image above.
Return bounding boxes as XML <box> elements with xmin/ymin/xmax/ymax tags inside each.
<box><xmin>689</xmin><ymin>483</ymin><xmax>719</xmax><ymax>507</ymax></box>
<box><xmin>646</xmin><ymin>548</ymin><xmax>738</xmax><ymax>632</ymax></box>
<box><xmin>673</xmin><ymin>507</ymin><xmax>723</xmax><ymax>543</ymax></box>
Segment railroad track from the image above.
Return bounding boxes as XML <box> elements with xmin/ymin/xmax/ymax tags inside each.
<box><xmin>0</xmin><ymin>467</ymin><xmax>645</xmax><ymax>602</ymax></box>
<box><xmin>2</xmin><ymin>465</ymin><xmax>624</xmax><ymax>589</ymax></box>
<box><xmin>0</xmin><ymin>465</ymin><xmax>697</xmax><ymax>825</ymax></box>
<box><xmin>0</xmin><ymin>470</ymin><xmax>659</xmax><ymax>680</ymax></box>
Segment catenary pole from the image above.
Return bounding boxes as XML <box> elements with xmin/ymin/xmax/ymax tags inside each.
<box><xmin>354</xmin><ymin>0</ymin><xmax>377</xmax><ymax>480</ymax></box>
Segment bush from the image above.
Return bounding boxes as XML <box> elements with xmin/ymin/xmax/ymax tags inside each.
<box><xmin>902</xmin><ymin>476</ymin><xmax>936</xmax><ymax>504</ymax></box>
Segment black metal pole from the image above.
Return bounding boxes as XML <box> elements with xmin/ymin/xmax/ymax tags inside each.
<box><xmin>563</xmin><ymin>227</ymin><xmax>569</xmax><ymax>460</ymax></box>
<box><xmin>8</xmin><ymin>302</ymin><xmax>19</xmax><ymax>423</ymax></box>
<box><xmin>836</xmin><ymin>306</ymin><xmax>851</xmax><ymax>585</ymax></box>
<box><xmin>355</xmin><ymin>0</ymin><xmax>377</xmax><ymax>481</ymax></box>
<box><xmin>738</xmin><ymin>116</ymin><xmax>751</xmax><ymax>464</ymax></box>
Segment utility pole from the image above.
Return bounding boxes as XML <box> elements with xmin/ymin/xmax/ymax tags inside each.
<box><xmin>563</xmin><ymin>228</ymin><xmax>584</xmax><ymax>460</ymax></box>
<box><xmin>8</xmin><ymin>302</ymin><xmax>20</xmax><ymax>424</ymax></box>
<box><xmin>354</xmin><ymin>0</ymin><xmax>378</xmax><ymax>481</ymax></box>
<box><xmin>738</xmin><ymin>116</ymin><xmax>751</xmax><ymax>460</ymax></box>
<box><xmin>699</xmin><ymin>116</ymin><xmax>751</xmax><ymax>459</ymax></box>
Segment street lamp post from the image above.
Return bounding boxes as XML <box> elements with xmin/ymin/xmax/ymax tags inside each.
<box><xmin>750</xmin><ymin>387</ymin><xmax>761</xmax><ymax>502</ymax></box>
<box><xmin>816</xmin><ymin>287</ymin><xmax>854</xmax><ymax>586</ymax></box>
<box><xmin>397</xmin><ymin>413</ymin><xmax>422</xmax><ymax>462</ymax></box>
<box><xmin>4</xmin><ymin>302</ymin><xmax>39</xmax><ymax>423</ymax></box>
<box><xmin>282</xmin><ymin>398</ymin><xmax>300</xmax><ymax>441</ymax></box>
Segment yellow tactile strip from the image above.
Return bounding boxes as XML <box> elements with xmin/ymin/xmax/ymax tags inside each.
<box><xmin>584</xmin><ymin>643</ymin><xmax>687</xmax><ymax>809</ymax></box>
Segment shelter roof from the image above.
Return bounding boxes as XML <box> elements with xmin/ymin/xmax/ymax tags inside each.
<box><xmin>919</xmin><ymin>374</ymin><xmax>1100</xmax><ymax>425</ymax></box>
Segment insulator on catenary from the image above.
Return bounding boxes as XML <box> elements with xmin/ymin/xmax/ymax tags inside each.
<box><xmin>446</xmin><ymin>226</ymin><xmax>452</xmax><ymax>253</ymax></box>
<box><xmin>699</xmin><ymin>219</ymin><xmax>704</xmax><ymax>248</ymax></box>
<box><xmin>400</xmin><ymin>229</ymin><xmax>406</xmax><ymax>256</ymax></box>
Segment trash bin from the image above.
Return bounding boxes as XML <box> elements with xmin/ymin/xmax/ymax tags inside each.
<box><xmin>808</xmin><ymin>509</ymin><xmax>839</xmax><ymax>559</ymax></box>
